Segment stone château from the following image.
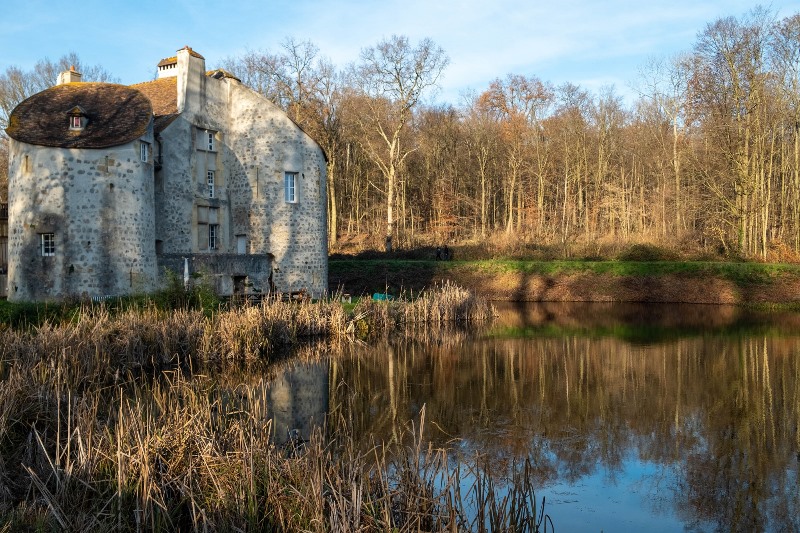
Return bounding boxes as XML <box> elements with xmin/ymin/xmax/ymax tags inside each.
<box><xmin>4</xmin><ymin>46</ymin><xmax>328</xmax><ymax>301</ymax></box>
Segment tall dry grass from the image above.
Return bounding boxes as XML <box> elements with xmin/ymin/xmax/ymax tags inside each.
<box><xmin>0</xmin><ymin>286</ymin><xmax>547</xmax><ymax>532</ymax></box>
<box><xmin>1</xmin><ymin>359</ymin><xmax>550</xmax><ymax>531</ymax></box>
<box><xmin>350</xmin><ymin>281</ymin><xmax>496</xmax><ymax>336</ymax></box>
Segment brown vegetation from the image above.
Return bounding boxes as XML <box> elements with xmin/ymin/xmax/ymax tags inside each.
<box><xmin>0</xmin><ymin>287</ymin><xmax>529</xmax><ymax>531</ymax></box>
<box><xmin>220</xmin><ymin>8</ymin><xmax>800</xmax><ymax>261</ymax></box>
<box><xmin>3</xmin><ymin>9</ymin><xmax>800</xmax><ymax>259</ymax></box>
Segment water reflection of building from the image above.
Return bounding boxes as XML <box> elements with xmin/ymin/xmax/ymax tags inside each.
<box><xmin>266</xmin><ymin>360</ymin><xmax>329</xmax><ymax>446</ymax></box>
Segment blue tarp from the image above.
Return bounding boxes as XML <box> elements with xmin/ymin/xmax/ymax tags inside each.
<box><xmin>372</xmin><ymin>292</ymin><xmax>394</xmax><ymax>301</ymax></box>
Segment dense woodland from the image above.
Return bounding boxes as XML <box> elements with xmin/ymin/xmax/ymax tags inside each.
<box><xmin>2</xmin><ymin>7</ymin><xmax>800</xmax><ymax>260</ymax></box>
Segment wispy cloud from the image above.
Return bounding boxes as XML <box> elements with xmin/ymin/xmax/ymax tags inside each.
<box><xmin>2</xmin><ymin>0</ymin><xmax>798</xmax><ymax>106</ymax></box>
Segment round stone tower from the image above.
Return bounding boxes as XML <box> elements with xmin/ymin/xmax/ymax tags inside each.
<box><xmin>4</xmin><ymin>71</ymin><xmax>158</xmax><ymax>301</ymax></box>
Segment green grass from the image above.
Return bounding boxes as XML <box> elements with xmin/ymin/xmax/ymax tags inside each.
<box><xmin>468</xmin><ymin>258</ymin><xmax>800</xmax><ymax>278</ymax></box>
<box><xmin>331</xmin><ymin>258</ymin><xmax>800</xmax><ymax>283</ymax></box>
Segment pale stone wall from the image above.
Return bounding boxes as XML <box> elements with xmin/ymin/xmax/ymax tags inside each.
<box><xmin>7</xmin><ymin>135</ymin><xmax>158</xmax><ymax>301</ymax></box>
<box><xmin>225</xmin><ymin>81</ymin><xmax>328</xmax><ymax>297</ymax></box>
<box><xmin>156</xmin><ymin>48</ymin><xmax>328</xmax><ymax>297</ymax></box>
<box><xmin>7</xmin><ymin>46</ymin><xmax>328</xmax><ymax>301</ymax></box>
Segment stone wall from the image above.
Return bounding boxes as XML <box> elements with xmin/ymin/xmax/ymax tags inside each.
<box><xmin>158</xmin><ymin>253</ymin><xmax>272</xmax><ymax>295</ymax></box>
<box><xmin>226</xmin><ymin>81</ymin><xmax>328</xmax><ymax>297</ymax></box>
<box><xmin>156</xmin><ymin>48</ymin><xmax>328</xmax><ymax>298</ymax></box>
<box><xmin>6</xmin><ymin>46</ymin><xmax>328</xmax><ymax>301</ymax></box>
<box><xmin>7</xmin><ymin>136</ymin><xmax>158</xmax><ymax>301</ymax></box>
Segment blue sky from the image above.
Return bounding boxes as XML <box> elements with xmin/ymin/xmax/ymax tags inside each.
<box><xmin>2</xmin><ymin>0</ymin><xmax>798</xmax><ymax>106</ymax></box>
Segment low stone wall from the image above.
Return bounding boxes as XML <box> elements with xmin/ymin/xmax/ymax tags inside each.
<box><xmin>158</xmin><ymin>253</ymin><xmax>272</xmax><ymax>296</ymax></box>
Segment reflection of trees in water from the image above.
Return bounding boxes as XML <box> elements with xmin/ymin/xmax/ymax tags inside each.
<box><xmin>330</xmin><ymin>334</ymin><xmax>800</xmax><ymax>531</ymax></box>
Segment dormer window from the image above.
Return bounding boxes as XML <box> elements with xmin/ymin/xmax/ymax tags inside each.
<box><xmin>68</xmin><ymin>106</ymin><xmax>87</xmax><ymax>131</ymax></box>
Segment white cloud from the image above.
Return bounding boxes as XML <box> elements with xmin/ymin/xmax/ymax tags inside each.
<box><xmin>2</xmin><ymin>0</ymin><xmax>798</xmax><ymax>106</ymax></box>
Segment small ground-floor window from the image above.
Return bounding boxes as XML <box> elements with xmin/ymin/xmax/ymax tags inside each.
<box><xmin>40</xmin><ymin>233</ymin><xmax>55</xmax><ymax>256</ymax></box>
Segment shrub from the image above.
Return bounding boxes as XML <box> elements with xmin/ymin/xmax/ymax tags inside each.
<box><xmin>617</xmin><ymin>244</ymin><xmax>679</xmax><ymax>262</ymax></box>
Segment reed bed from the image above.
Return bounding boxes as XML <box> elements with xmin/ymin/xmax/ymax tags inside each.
<box><xmin>350</xmin><ymin>281</ymin><xmax>496</xmax><ymax>335</ymax></box>
<box><xmin>0</xmin><ymin>286</ymin><xmax>527</xmax><ymax>531</ymax></box>
<box><xmin>0</xmin><ymin>362</ymin><xmax>550</xmax><ymax>532</ymax></box>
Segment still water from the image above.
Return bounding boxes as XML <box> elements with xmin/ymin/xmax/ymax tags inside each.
<box><xmin>266</xmin><ymin>302</ymin><xmax>800</xmax><ymax>532</ymax></box>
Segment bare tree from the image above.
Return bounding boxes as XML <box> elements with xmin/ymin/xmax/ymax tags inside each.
<box><xmin>690</xmin><ymin>8</ymin><xmax>775</xmax><ymax>257</ymax></box>
<box><xmin>0</xmin><ymin>53</ymin><xmax>116</xmax><ymax>198</ymax></box>
<box><xmin>463</xmin><ymin>94</ymin><xmax>500</xmax><ymax>237</ymax></box>
<box><xmin>476</xmin><ymin>74</ymin><xmax>553</xmax><ymax>234</ymax></box>
<box><xmin>349</xmin><ymin>35</ymin><xmax>448</xmax><ymax>251</ymax></box>
<box><xmin>772</xmin><ymin>13</ymin><xmax>800</xmax><ymax>251</ymax></box>
<box><xmin>0</xmin><ymin>52</ymin><xmax>116</xmax><ymax>131</ymax></box>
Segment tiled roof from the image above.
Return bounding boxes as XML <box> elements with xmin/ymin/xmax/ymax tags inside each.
<box><xmin>5</xmin><ymin>83</ymin><xmax>152</xmax><ymax>149</ymax></box>
<box><xmin>157</xmin><ymin>56</ymin><xmax>177</xmax><ymax>67</ymax></box>
<box><xmin>130</xmin><ymin>77</ymin><xmax>179</xmax><ymax>134</ymax></box>
<box><xmin>207</xmin><ymin>69</ymin><xmax>241</xmax><ymax>82</ymax></box>
<box><xmin>157</xmin><ymin>46</ymin><xmax>204</xmax><ymax>67</ymax></box>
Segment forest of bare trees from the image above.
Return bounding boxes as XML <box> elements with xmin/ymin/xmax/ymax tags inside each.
<box><xmin>2</xmin><ymin>8</ymin><xmax>800</xmax><ymax>260</ymax></box>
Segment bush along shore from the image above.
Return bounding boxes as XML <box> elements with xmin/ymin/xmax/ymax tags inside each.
<box><xmin>0</xmin><ymin>284</ymin><xmax>554</xmax><ymax>533</ymax></box>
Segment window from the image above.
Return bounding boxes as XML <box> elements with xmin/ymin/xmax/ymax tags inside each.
<box><xmin>140</xmin><ymin>142</ymin><xmax>149</xmax><ymax>163</ymax></box>
<box><xmin>40</xmin><ymin>233</ymin><xmax>55</xmax><ymax>256</ymax></box>
<box><xmin>196</xmin><ymin>128</ymin><xmax>217</xmax><ymax>151</ymax></box>
<box><xmin>68</xmin><ymin>106</ymin><xmax>86</xmax><ymax>130</ymax></box>
<box><xmin>208</xmin><ymin>224</ymin><xmax>218</xmax><ymax>250</ymax></box>
<box><xmin>197</xmin><ymin>206</ymin><xmax>219</xmax><ymax>251</ymax></box>
<box><xmin>207</xmin><ymin>170</ymin><xmax>215</xmax><ymax>198</ymax></box>
<box><xmin>284</xmin><ymin>172</ymin><xmax>297</xmax><ymax>203</ymax></box>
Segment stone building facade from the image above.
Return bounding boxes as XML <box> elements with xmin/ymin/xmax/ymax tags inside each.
<box><xmin>4</xmin><ymin>47</ymin><xmax>328</xmax><ymax>301</ymax></box>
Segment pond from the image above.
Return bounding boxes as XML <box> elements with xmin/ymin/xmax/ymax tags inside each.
<box><xmin>266</xmin><ymin>302</ymin><xmax>800</xmax><ymax>532</ymax></box>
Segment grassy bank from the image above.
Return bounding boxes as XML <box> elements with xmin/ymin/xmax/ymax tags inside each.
<box><xmin>330</xmin><ymin>259</ymin><xmax>800</xmax><ymax>304</ymax></box>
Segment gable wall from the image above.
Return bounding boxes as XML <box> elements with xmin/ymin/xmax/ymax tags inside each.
<box><xmin>157</xmin><ymin>54</ymin><xmax>327</xmax><ymax>297</ymax></box>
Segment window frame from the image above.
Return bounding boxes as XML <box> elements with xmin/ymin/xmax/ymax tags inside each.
<box><xmin>70</xmin><ymin>115</ymin><xmax>82</xmax><ymax>129</ymax></box>
<box><xmin>236</xmin><ymin>234</ymin><xmax>247</xmax><ymax>255</ymax></box>
<box><xmin>284</xmin><ymin>171</ymin><xmax>298</xmax><ymax>203</ymax></box>
<box><xmin>197</xmin><ymin>206</ymin><xmax>220</xmax><ymax>251</ymax></box>
<box><xmin>140</xmin><ymin>142</ymin><xmax>149</xmax><ymax>163</ymax></box>
<box><xmin>40</xmin><ymin>233</ymin><xmax>55</xmax><ymax>257</ymax></box>
<box><xmin>207</xmin><ymin>170</ymin><xmax>215</xmax><ymax>198</ymax></box>
<box><xmin>208</xmin><ymin>224</ymin><xmax>218</xmax><ymax>250</ymax></box>
<box><xmin>196</xmin><ymin>128</ymin><xmax>217</xmax><ymax>152</ymax></box>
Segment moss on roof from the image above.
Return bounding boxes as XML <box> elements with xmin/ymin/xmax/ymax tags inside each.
<box><xmin>157</xmin><ymin>46</ymin><xmax>205</xmax><ymax>67</ymax></box>
<box><xmin>207</xmin><ymin>69</ymin><xmax>241</xmax><ymax>82</ymax></box>
<box><xmin>130</xmin><ymin>77</ymin><xmax>179</xmax><ymax>134</ymax></box>
<box><xmin>5</xmin><ymin>83</ymin><xmax>152</xmax><ymax>149</ymax></box>
<box><xmin>157</xmin><ymin>56</ymin><xmax>177</xmax><ymax>67</ymax></box>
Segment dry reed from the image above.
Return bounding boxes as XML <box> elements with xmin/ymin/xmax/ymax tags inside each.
<box><xmin>0</xmin><ymin>286</ymin><xmax>537</xmax><ymax>532</ymax></box>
